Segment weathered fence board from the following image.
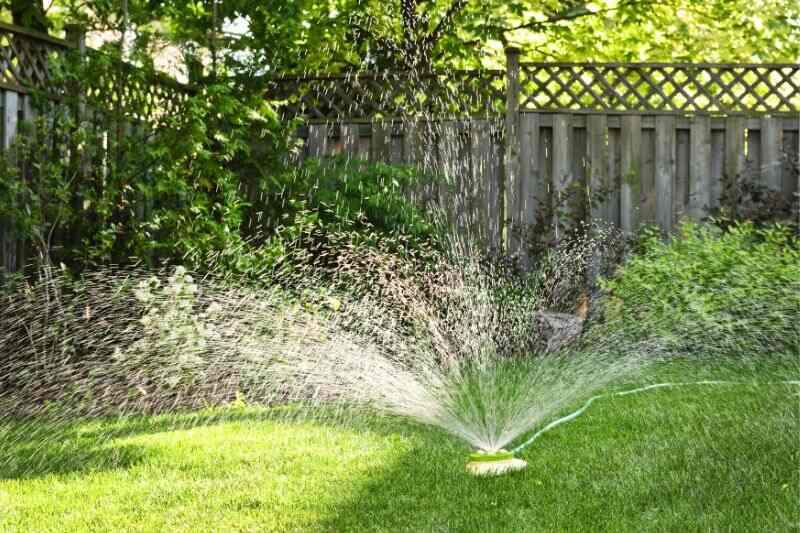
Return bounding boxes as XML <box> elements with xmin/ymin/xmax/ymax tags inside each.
<box><xmin>472</xmin><ymin>120</ymin><xmax>495</xmax><ymax>246</ymax></box>
<box><xmin>0</xmin><ymin>89</ymin><xmax>20</xmax><ymax>274</ymax></box>
<box><xmin>675</xmin><ymin>127</ymin><xmax>690</xmax><ymax>222</ymax></box>
<box><xmin>588</xmin><ymin>114</ymin><xmax>608</xmax><ymax>223</ymax></box>
<box><xmin>655</xmin><ymin>116</ymin><xmax>675</xmax><ymax>231</ymax></box>
<box><xmin>783</xmin><ymin>127</ymin><xmax>799</xmax><ymax>197</ymax></box>
<box><xmin>639</xmin><ymin>127</ymin><xmax>657</xmax><ymax>226</ymax></box>
<box><xmin>689</xmin><ymin>116</ymin><xmax>712</xmax><ymax>219</ymax></box>
<box><xmin>341</xmin><ymin>124</ymin><xmax>358</xmax><ymax>157</ymax></box>
<box><xmin>761</xmin><ymin>117</ymin><xmax>781</xmax><ymax>191</ymax></box>
<box><xmin>370</xmin><ymin>121</ymin><xmax>390</xmax><ymax>163</ymax></box>
<box><xmin>552</xmin><ymin>114</ymin><xmax>573</xmax><ymax>237</ymax></box>
<box><xmin>725</xmin><ymin>116</ymin><xmax>746</xmax><ymax>189</ymax></box>
<box><xmin>607</xmin><ymin>125</ymin><xmax>621</xmax><ymax>227</ymax></box>
<box><xmin>620</xmin><ymin>115</ymin><xmax>642</xmax><ymax>234</ymax></box>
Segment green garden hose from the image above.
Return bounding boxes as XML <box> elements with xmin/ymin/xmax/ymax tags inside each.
<box><xmin>511</xmin><ymin>379</ymin><xmax>800</xmax><ymax>455</ymax></box>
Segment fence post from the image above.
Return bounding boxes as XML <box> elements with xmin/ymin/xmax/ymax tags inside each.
<box><xmin>1</xmin><ymin>90</ymin><xmax>20</xmax><ymax>275</ymax></box>
<box><xmin>65</xmin><ymin>24</ymin><xmax>88</xmax><ymax>172</ymax></box>
<box><xmin>505</xmin><ymin>47</ymin><xmax>521</xmax><ymax>257</ymax></box>
<box><xmin>65</xmin><ymin>25</ymin><xmax>87</xmax><ymax>111</ymax></box>
<box><xmin>796</xmin><ymin>115</ymin><xmax>800</xmax><ymax>225</ymax></box>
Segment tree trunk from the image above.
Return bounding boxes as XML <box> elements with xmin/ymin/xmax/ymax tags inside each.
<box><xmin>11</xmin><ymin>0</ymin><xmax>49</xmax><ymax>33</ymax></box>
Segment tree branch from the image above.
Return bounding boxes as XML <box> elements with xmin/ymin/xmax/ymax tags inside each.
<box><xmin>502</xmin><ymin>0</ymin><xmax>666</xmax><ymax>34</ymax></box>
<box><xmin>401</xmin><ymin>0</ymin><xmax>419</xmax><ymax>42</ymax></box>
<box><xmin>423</xmin><ymin>0</ymin><xmax>469</xmax><ymax>49</ymax></box>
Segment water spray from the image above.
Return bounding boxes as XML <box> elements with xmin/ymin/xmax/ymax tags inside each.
<box><xmin>459</xmin><ymin>380</ymin><xmax>800</xmax><ymax>476</ymax></box>
<box><xmin>1</xmin><ymin>249</ymin><xmax>795</xmax><ymax>480</ymax></box>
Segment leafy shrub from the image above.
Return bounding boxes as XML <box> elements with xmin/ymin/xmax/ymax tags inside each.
<box><xmin>0</xmin><ymin>43</ymin><xmax>439</xmax><ymax>282</ymax></box>
<box><xmin>0</xmin><ymin>265</ymin><xmax>321</xmax><ymax>414</ymax></box>
<box><xmin>113</xmin><ymin>267</ymin><xmax>212</xmax><ymax>390</ymax></box>
<box><xmin>167</xmin><ymin>155</ymin><xmax>442</xmax><ymax>289</ymax></box>
<box><xmin>712</xmin><ymin>166</ymin><xmax>798</xmax><ymax>233</ymax></box>
<box><xmin>601</xmin><ymin>221</ymin><xmax>800</xmax><ymax>356</ymax></box>
<box><xmin>513</xmin><ymin>177</ymin><xmax>617</xmax><ymax>261</ymax></box>
<box><xmin>0</xmin><ymin>79</ymin><xmax>289</xmax><ymax>275</ymax></box>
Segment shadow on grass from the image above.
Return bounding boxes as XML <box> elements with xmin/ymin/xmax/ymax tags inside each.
<box><xmin>305</xmin><ymin>380</ymin><xmax>800</xmax><ymax>532</ymax></box>
<box><xmin>0</xmin><ymin>440</ymin><xmax>152</xmax><ymax>480</ymax></box>
<box><xmin>0</xmin><ymin>408</ymin><xmax>284</xmax><ymax>480</ymax></box>
<box><xmin>305</xmin><ymin>431</ymin><xmax>545</xmax><ymax>532</ymax></box>
<box><xmin>0</xmin><ymin>405</ymin><xmax>443</xmax><ymax>481</ymax></box>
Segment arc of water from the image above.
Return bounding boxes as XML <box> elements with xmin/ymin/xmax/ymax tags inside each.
<box><xmin>510</xmin><ymin>380</ymin><xmax>800</xmax><ymax>454</ymax></box>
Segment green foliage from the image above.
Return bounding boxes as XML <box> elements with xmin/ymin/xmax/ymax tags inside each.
<box><xmin>218</xmin><ymin>0</ymin><xmax>800</xmax><ymax>71</ymax></box>
<box><xmin>0</xmin><ymin>0</ymin><xmax>49</xmax><ymax>32</ymax></box>
<box><xmin>0</xmin><ymin>116</ymin><xmax>75</xmax><ymax>267</ymax></box>
<box><xmin>242</xmin><ymin>157</ymin><xmax>441</xmax><ymax>285</ymax></box>
<box><xmin>0</xmin><ymin>41</ymin><xmax>439</xmax><ymax>279</ymax></box>
<box><xmin>515</xmin><ymin>180</ymin><xmax>617</xmax><ymax>260</ymax></box>
<box><xmin>710</xmin><ymin>164</ymin><xmax>799</xmax><ymax>233</ymax></box>
<box><xmin>502</xmin><ymin>0</ymin><xmax>800</xmax><ymax>64</ymax></box>
<box><xmin>267</xmin><ymin>157</ymin><xmax>436</xmax><ymax>241</ymax></box>
<box><xmin>45</xmin><ymin>0</ymin><xmax>800</xmax><ymax>81</ymax></box>
<box><xmin>114</xmin><ymin>266</ymin><xmax>211</xmax><ymax>390</ymax></box>
<box><xmin>0</xmin><ymin>43</ymin><xmax>300</xmax><ymax>275</ymax></box>
<box><xmin>0</xmin><ymin>40</ymin><xmax>439</xmax><ymax>279</ymax></box>
<box><xmin>601</xmin><ymin>221</ymin><xmax>800</xmax><ymax>355</ymax></box>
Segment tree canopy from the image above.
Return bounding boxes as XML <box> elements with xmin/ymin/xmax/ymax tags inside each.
<box><xmin>3</xmin><ymin>0</ymin><xmax>799</xmax><ymax>78</ymax></box>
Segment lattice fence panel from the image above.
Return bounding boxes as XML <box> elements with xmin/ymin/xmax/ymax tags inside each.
<box><xmin>83</xmin><ymin>57</ymin><xmax>191</xmax><ymax>123</ymax></box>
<box><xmin>0</xmin><ymin>24</ymin><xmax>191</xmax><ymax>123</ymax></box>
<box><xmin>519</xmin><ymin>63</ymin><xmax>800</xmax><ymax>115</ymax></box>
<box><xmin>0</xmin><ymin>28</ymin><xmax>65</xmax><ymax>90</ymax></box>
<box><xmin>267</xmin><ymin>70</ymin><xmax>506</xmax><ymax>120</ymax></box>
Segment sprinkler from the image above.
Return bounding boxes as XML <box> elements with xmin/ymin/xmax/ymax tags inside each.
<box><xmin>466</xmin><ymin>449</ymin><xmax>527</xmax><ymax>476</ymax></box>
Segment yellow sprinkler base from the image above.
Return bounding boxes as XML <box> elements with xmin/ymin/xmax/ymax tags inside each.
<box><xmin>466</xmin><ymin>449</ymin><xmax>527</xmax><ymax>476</ymax></box>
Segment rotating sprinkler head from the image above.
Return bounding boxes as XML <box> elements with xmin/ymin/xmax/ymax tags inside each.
<box><xmin>466</xmin><ymin>449</ymin><xmax>527</xmax><ymax>476</ymax></box>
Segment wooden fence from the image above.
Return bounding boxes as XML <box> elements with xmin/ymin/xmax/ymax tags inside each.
<box><xmin>0</xmin><ymin>23</ymin><xmax>798</xmax><ymax>272</ymax></box>
<box><xmin>292</xmin><ymin>114</ymin><xmax>799</xmax><ymax>253</ymax></box>
<box><xmin>272</xmin><ymin>50</ymin><xmax>800</xmax><ymax>260</ymax></box>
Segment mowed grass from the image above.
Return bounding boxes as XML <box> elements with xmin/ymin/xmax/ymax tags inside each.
<box><xmin>1</xmin><ymin>358</ymin><xmax>798</xmax><ymax>532</ymax></box>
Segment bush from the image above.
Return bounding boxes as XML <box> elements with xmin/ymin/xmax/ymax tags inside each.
<box><xmin>0</xmin><ymin>38</ymin><xmax>443</xmax><ymax>284</ymax></box>
<box><xmin>601</xmin><ymin>221</ymin><xmax>800</xmax><ymax>356</ymax></box>
<box><xmin>0</xmin><ymin>67</ymin><xmax>438</xmax><ymax>283</ymax></box>
<box><xmin>0</xmin><ymin>79</ymin><xmax>289</xmax><ymax>275</ymax></box>
<box><xmin>0</xmin><ymin>265</ymin><xmax>320</xmax><ymax>415</ymax></box>
<box><xmin>170</xmin><ymin>155</ymin><xmax>442</xmax><ymax>287</ymax></box>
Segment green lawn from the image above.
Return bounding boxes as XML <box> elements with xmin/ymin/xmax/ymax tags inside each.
<box><xmin>1</xmin><ymin>358</ymin><xmax>798</xmax><ymax>532</ymax></box>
